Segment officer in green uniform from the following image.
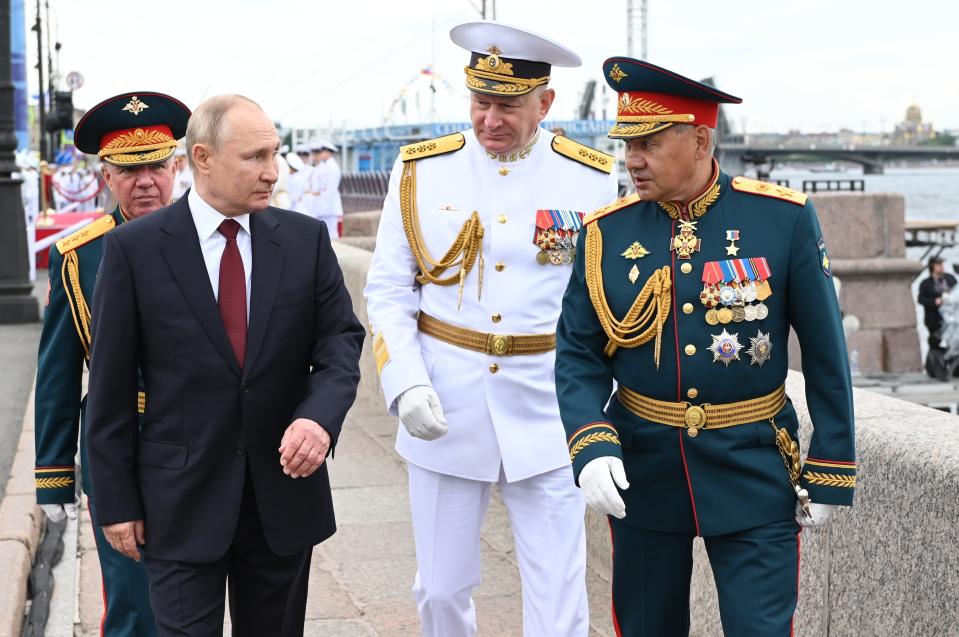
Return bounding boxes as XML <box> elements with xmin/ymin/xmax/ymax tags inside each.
<box><xmin>555</xmin><ymin>58</ymin><xmax>856</xmax><ymax>636</ymax></box>
<box><xmin>34</xmin><ymin>91</ymin><xmax>190</xmax><ymax>636</ymax></box>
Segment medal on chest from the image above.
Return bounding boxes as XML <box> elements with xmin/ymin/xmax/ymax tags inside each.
<box><xmin>708</xmin><ymin>328</ymin><xmax>743</xmax><ymax>367</ymax></box>
<box><xmin>700</xmin><ymin>257</ymin><xmax>773</xmax><ymax>326</ymax></box>
<box><xmin>534</xmin><ymin>209</ymin><xmax>583</xmax><ymax>265</ymax></box>
<box><xmin>671</xmin><ymin>220</ymin><xmax>701</xmax><ymax>259</ymax></box>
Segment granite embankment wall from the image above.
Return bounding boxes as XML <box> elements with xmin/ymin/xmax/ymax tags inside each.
<box><xmin>336</xmin><ymin>240</ymin><xmax>957</xmax><ymax>637</ymax></box>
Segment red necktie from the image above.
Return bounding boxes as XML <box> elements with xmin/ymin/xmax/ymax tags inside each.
<box><xmin>217</xmin><ymin>219</ymin><xmax>247</xmax><ymax>367</ymax></box>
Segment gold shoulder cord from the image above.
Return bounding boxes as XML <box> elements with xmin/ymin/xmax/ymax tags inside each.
<box><xmin>61</xmin><ymin>251</ymin><xmax>92</xmax><ymax>359</ymax></box>
<box><xmin>584</xmin><ymin>223</ymin><xmax>672</xmax><ymax>366</ymax></box>
<box><xmin>400</xmin><ymin>159</ymin><xmax>485</xmax><ymax>309</ymax></box>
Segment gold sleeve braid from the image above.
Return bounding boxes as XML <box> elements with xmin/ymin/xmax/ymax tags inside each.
<box><xmin>61</xmin><ymin>250</ymin><xmax>92</xmax><ymax>360</ymax></box>
<box><xmin>584</xmin><ymin>222</ymin><xmax>672</xmax><ymax>366</ymax></box>
<box><xmin>399</xmin><ymin>159</ymin><xmax>485</xmax><ymax>309</ymax></box>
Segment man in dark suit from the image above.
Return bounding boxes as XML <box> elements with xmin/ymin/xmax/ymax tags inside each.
<box><xmin>85</xmin><ymin>94</ymin><xmax>365</xmax><ymax>636</ymax></box>
<box><xmin>918</xmin><ymin>256</ymin><xmax>957</xmax><ymax>347</ymax></box>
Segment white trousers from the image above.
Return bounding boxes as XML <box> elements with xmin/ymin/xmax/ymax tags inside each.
<box><xmin>407</xmin><ymin>462</ymin><xmax>588</xmax><ymax>637</ymax></box>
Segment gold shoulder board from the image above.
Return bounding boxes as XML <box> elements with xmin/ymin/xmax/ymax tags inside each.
<box><xmin>731</xmin><ymin>176</ymin><xmax>808</xmax><ymax>206</ymax></box>
<box><xmin>55</xmin><ymin>215</ymin><xmax>116</xmax><ymax>255</ymax></box>
<box><xmin>400</xmin><ymin>133</ymin><xmax>466</xmax><ymax>163</ymax></box>
<box><xmin>551</xmin><ymin>135</ymin><xmax>614</xmax><ymax>174</ymax></box>
<box><xmin>584</xmin><ymin>193</ymin><xmax>641</xmax><ymax>225</ymax></box>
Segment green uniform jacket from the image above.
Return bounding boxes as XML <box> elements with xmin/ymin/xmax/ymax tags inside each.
<box><xmin>556</xmin><ymin>166</ymin><xmax>856</xmax><ymax>536</ymax></box>
<box><xmin>34</xmin><ymin>208</ymin><xmax>141</xmax><ymax>504</ymax></box>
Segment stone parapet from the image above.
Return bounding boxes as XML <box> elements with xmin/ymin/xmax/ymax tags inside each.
<box><xmin>341</xmin><ymin>210</ymin><xmax>382</xmax><ymax>239</ymax></box>
<box><xmin>336</xmin><ymin>243</ymin><xmax>959</xmax><ymax>637</ymax></box>
<box><xmin>807</xmin><ymin>193</ymin><xmax>922</xmax><ymax>373</ymax></box>
<box><xmin>0</xmin><ymin>384</ymin><xmax>41</xmax><ymax>637</ymax></box>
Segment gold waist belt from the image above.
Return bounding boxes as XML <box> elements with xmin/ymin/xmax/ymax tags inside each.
<box><xmin>417</xmin><ymin>312</ymin><xmax>556</xmax><ymax>356</ymax></box>
<box><xmin>617</xmin><ymin>384</ymin><xmax>786</xmax><ymax>438</ymax></box>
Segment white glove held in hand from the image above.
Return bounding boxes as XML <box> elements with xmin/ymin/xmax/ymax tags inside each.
<box><xmin>41</xmin><ymin>502</ymin><xmax>78</xmax><ymax>523</ymax></box>
<box><xmin>579</xmin><ymin>456</ymin><xmax>630</xmax><ymax>519</ymax></box>
<box><xmin>795</xmin><ymin>502</ymin><xmax>839</xmax><ymax>528</ymax></box>
<box><xmin>398</xmin><ymin>385</ymin><xmax>449</xmax><ymax>441</ymax></box>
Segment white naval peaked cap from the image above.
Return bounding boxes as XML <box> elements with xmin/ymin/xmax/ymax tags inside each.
<box><xmin>285</xmin><ymin>152</ymin><xmax>305</xmax><ymax>171</ymax></box>
<box><xmin>450</xmin><ymin>20</ymin><xmax>581</xmax><ymax>68</ymax></box>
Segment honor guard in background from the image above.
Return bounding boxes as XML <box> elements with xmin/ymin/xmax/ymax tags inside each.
<box><xmin>555</xmin><ymin>57</ymin><xmax>856</xmax><ymax>636</ymax></box>
<box><xmin>364</xmin><ymin>21</ymin><xmax>618</xmax><ymax>637</ymax></box>
<box><xmin>286</xmin><ymin>150</ymin><xmax>309</xmax><ymax>213</ymax></box>
<box><xmin>34</xmin><ymin>91</ymin><xmax>190</xmax><ymax>636</ymax></box>
<box><xmin>313</xmin><ymin>141</ymin><xmax>343</xmax><ymax>239</ymax></box>
<box><xmin>300</xmin><ymin>140</ymin><xmax>325</xmax><ymax>223</ymax></box>
<box><xmin>172</xmin><ymin>145</ymin><xmax>194</xmax><ymax>200</ymax></box>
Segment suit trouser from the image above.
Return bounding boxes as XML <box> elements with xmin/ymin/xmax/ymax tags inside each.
<box><xmin>407</xmin><ymin>462</ymin><xmax>589</xmax><ymax>637</ymax></box>
<box><xmin>88</xmin><ymin>498</ymin><xmax>158</xmax><ymax>636</ymax></box>
<box><xmin>144</xmin><ymin>470</ymin><xmax>310</xmax><ymax>637</ymax></box>
<box><xmin>608</xmin><ymin>516</ymin><xmax>802</xmax><ymax>637</ymax></box>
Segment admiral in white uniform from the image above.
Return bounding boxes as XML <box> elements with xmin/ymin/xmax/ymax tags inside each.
<box><xmin>364</xmin><ymin>21</ymin><xmax>618</xmax><ymax>637</ymax></box>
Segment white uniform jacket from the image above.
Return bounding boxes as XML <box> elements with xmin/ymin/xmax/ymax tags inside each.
<box><xmin>302</xmin><ymin>164</ymin><xmax>324</xmax><ymax>220</ymax></box>
<box><xmin>364</xmin><ymin>128</ymin><xmax>618</xmax><ymax>482</ymax></box>
<box><xmin>317</xmin><ymin>158</ymin><xmax>343</xmax><ymax>218</ymax></box>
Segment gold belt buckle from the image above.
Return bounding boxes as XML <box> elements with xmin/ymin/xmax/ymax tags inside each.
<box><xmin>488</xmin><ymin>334</ymin><xmax>513</xmax><ymax>356</ymax></box>
<box><xmin>684</xmin><ymin>404</ymin><xmax>707</xmax><ymax>437</ymax></box>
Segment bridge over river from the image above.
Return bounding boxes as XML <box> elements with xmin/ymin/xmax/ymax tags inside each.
<box><xmin>717</xmin><ymin>142</ymin><xmax>959</xmax><ymax>175</ymax></box>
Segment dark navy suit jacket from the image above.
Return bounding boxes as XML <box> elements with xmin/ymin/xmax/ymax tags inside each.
<box><xmin>86</xmin><ymin>194</ymin><xmax>364</xmax><ymax>561</ymax></box>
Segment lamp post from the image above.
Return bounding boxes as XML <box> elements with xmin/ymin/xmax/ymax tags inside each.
<box><xmin>0</xmin><ymin>1</ymin><xmax>40</xmax><ymax>323</ymax></box>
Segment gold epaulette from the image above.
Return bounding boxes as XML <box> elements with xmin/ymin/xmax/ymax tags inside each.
<box><xmin>731</xmin><ymin>176</ymin><xmax>808</xmax><ymax>206</ymax></box>
<box><xmin>55</xmin><ymin>215</ymin><xmax>115</xmax><ymax>255</ymax></box>
<box><xmin>551</xmin><ymin>135</ymin><xmax>614</xmax><ymax>174</ymax></box>
<box><xmin>583</xmin><ymin>193</ymin><xmax>641</xmax><ymax>225</ymax></box>
<box><xmin>400</xmin><ymin>133</ymin><xmax>466</xmax><ymax>163</ymax></box>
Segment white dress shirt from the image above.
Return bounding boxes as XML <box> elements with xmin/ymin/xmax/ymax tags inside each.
<box><xmin>188</xmin><ymin>187</ymin><xmax>253</xmax><ymax>321</ymax></box>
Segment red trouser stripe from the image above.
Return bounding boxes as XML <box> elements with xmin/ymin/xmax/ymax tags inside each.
<box><xmin>791</xmin><ymin>530</ymin><xmax>802</xmax><ymax>636</ymax></box>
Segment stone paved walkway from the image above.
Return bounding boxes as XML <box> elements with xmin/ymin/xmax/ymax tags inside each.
<box><xmin>68</xmin><ymin>398</ymin><xmax>616</xmax><ymax>636</ymax></box>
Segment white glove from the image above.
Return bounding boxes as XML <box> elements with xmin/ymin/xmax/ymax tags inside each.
<box><xmin>40</xmin><ymin>502</ymin><xmax>78</xmax><ymax>523</ymax></box>
<box><xmin>795</xmin><ymin>502</ymin><xmax>839</xmax><ymax>528</ymax></box>
<box><xmin>398</xmin><ymin>385</ymin><xmax>448</xmax><ymax>441</ymax></box>
<box><xmin>579</xmin><ymin>456</ymin><xmax>630</xmax><ymax>519</ymax></box>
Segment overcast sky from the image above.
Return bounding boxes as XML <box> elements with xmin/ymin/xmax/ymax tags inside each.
<box><xmin>25</xmin><ymin>0</ymin><xmax>959</xmax><ymax>134</ymax></box>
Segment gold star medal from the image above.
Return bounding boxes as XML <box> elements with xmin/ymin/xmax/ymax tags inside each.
<box><xmin>725</xmin><ymin>229</ymin><xmax>740</xmax><ymax>256</ymax></box>
<box><xmin>746</xmin><ymin>330</ymin><xmax>773</xmax><ymax>366</ymax></box>
<box><xmin>708</xmin><ymin>329</ymin><xmax>742</xmax><ymax>367</ymax></box>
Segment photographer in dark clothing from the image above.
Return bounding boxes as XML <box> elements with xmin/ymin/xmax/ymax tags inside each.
<box><xmin>919</xmin><ymin>257</ymin><xmax>957</xmax><ymax>379</ymax></box>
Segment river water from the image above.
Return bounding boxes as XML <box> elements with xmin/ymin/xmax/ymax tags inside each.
<box><xmin>768</xmin><ymin>165</ymin><xmax>959</xmax><ymax>364</ymax></box>
<box><xmin>768</xmin><ymin>165</ymin><xmax>959</xmax><ymax>221</ymax></box>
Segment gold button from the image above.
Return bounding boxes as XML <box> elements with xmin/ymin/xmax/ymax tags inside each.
<box><xmin>498</xmin><ymin>214</ymin><xmax>508</xmax><ymax>224</ymax></box>
<box><xmin>499</xmin><ymin>167</ymin><xmax>509</xmax><ymax>176</ymax></box>
<box><xmin>687</xmin><ymin>388</ymin><xmax>699</xmax><ymax>399</ymax></box>
<box><xmin>684</xmin><ymin>344</ymin><xmax>696</xmax><ymax>356</ymax></box>
<box><xmin>495</xmin><ymin>262</ymin><xmax>505</xmax><ymax>272</ymax></box>
<box><xmin>489</xmin><ymin>363</ymin><xmax>499</xmax><ymax>373</ymax></box>
<box><xmin>491</xmin><ymin>313</ymin><xmax>502</xmax><ymax>323</ymax></box>
<box><xmin>680</xmin><ymin>262</ymin><xmax>693</xmax><ymax>274</ymax></box>
<box><xmin>682</xmin><ymin>303</ymin><xmax>694</xmax><ymax>315</ymax></box>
